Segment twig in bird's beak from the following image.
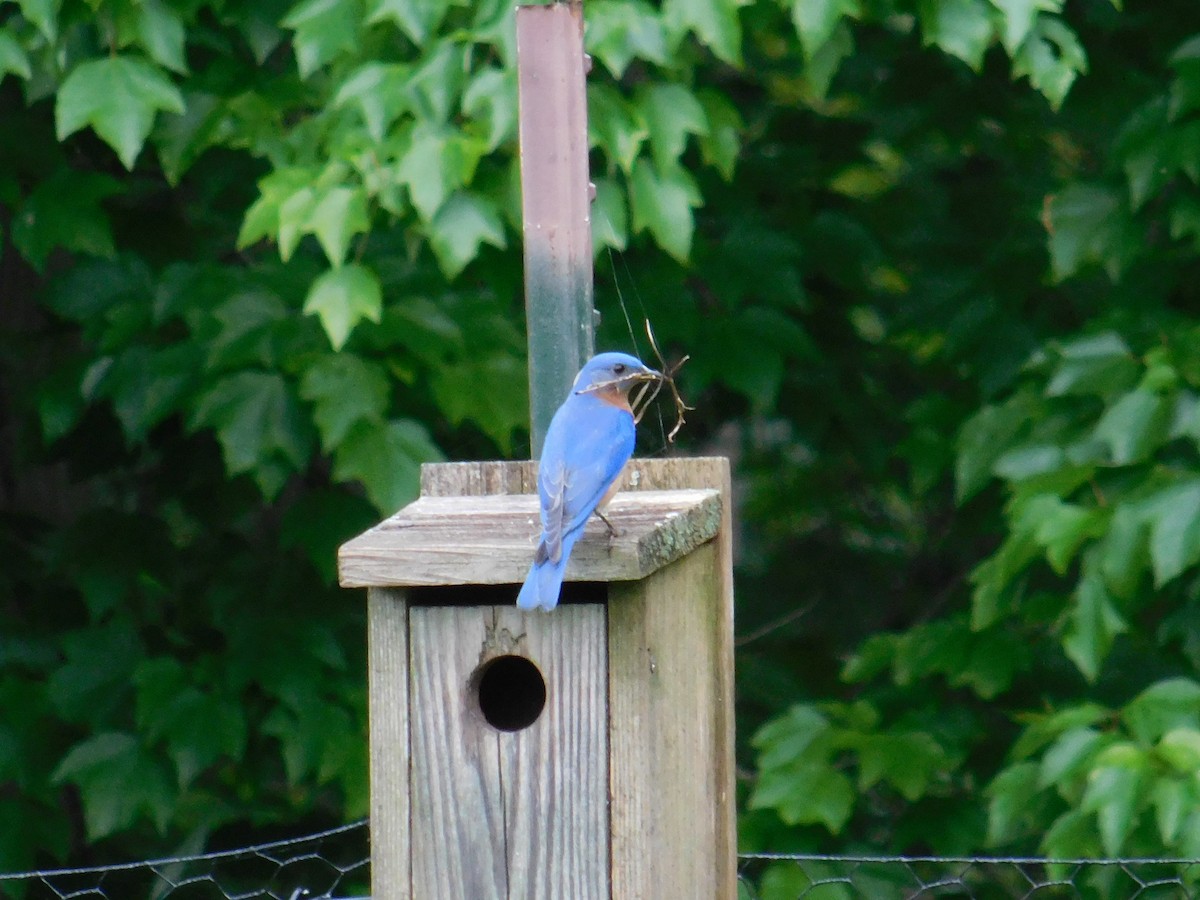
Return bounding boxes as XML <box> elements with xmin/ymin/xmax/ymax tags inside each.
<box><xmin>639</xmin><ymin>319</ymin><xmax>693</xmax><ymax>441</ymax></box>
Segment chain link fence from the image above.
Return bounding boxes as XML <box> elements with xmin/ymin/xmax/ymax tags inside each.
<box><xmin>4</xmin><ymin>824</ymin><xmax>1200</xmax><ymax>899</ymax></box>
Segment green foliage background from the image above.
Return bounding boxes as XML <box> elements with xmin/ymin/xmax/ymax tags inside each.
<box><xmin>2</xmin><ymin>0</ymin><xmax>1200</xmax><ymax>885</ymax></box>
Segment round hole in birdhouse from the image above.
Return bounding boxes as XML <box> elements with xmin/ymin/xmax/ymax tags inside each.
<box><xmin>474</xmin><ymin>655</ymin><xmax>546</xmax><ymax>732</ymax></box>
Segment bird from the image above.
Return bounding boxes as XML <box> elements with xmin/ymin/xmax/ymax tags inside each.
<box><xmin>517</xmin><ymin>352</ymin><xmax>660</xmax><ymax>611</ymax></box>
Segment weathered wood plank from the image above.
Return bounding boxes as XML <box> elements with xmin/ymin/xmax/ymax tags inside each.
<box><xmin>408</xmin><ymin>605</ymin><xmax>608</xmax><ymax>899</ymax></box>
<box><xmin>359</xmin><ymin>458</ymin><xmax>736</xmax><ymax>899</ymax></box>
<box><xmin>608</xmin><ymin>457</ymin><xmax>738</xmax><ymax>899</ymax></box>
<box><xmin>420</xmin><ymin>460</ymin><xmax>537</xmax><ymax>498</ymax></box>
<box><xmin>367</xmin><ymin>587</ymin><xmax>410</xmax><ymax>899</ymax></box>
<box><xmin>339</xmin><ymin>488</ymin><xmax>721</xmax><ymax>588</ymax></box>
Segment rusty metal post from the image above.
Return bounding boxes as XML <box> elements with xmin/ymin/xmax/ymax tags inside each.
<box><xmin>516</xmin><ymin>1</ymin><xmax>595</xmax><ymax>455</ymax></box>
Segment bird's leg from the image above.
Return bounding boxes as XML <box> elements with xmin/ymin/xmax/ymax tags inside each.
<box><xmin>595</xmin><ymin>509</ymin><xmax>619</xmax><ymax>538</ymax></box>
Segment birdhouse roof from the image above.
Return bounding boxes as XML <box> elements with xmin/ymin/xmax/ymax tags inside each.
<box><xmin>338</xmin><ymin>487</ymin><xmax>721</xmax><ymax>588</ymax></box>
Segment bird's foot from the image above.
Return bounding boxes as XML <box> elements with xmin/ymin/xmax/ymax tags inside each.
<box><xmin>596</xmin><ymin>510</ymin><xmax>619</xmax><ymax>538</ymax></box>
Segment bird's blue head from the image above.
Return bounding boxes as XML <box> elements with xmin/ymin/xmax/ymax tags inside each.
<box><xmin>572</xmin><ymin>352</ymin><xmax>660</xmax><ymax>395</ymax></box>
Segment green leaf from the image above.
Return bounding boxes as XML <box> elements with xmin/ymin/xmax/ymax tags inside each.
<box><xmin>1045</xmin><ymin>184</ymin><xmax>1134</xmax><ymax>282</ymax></box>
<box><xmin>750</xmin><ymin>762</ymin><xmax>855</xmax><ymax>833</ymax></box>
<box><xmin>303</xmin><ymin>264</ymin><xmax>383</xmax><ymax>351</ymax></box>
<box><xmin>986</xmin><ymin>761</ymin><xmax>1040</xmax><ymax>845</ymax></box>
<box><xmin>586</xmin><ymin>0</ymin><xmax>669</xmax><ymax>77</ymax></box>
<box><xmin>1080</xmin><ymin>750</ymin><xmax>1146</xmax><ymax>856</ymax></box>
<box><xmin>47</xmin><ymin>619</ymin><xmax>143</xmax><ymax>724</ymax></box>
<box><xmin>856</xmin><ymin>732</ymin><xmax>946</xmax><ymax>801</ymax></box>
<box><xmin>135</xmin><ymin>658</ymin><xmax>246</xmax><ymax>788</ymax></box>
<box><xmin>1152</xmin><ymin>777</ymin><xmax>1192</xmax><ymax>844</ymax></box>
<box><xmin>1041</xmin><ymin>809</ymin><xmax>1098</xmax><ymax>858</ymax></box>
<box><xmin>990</xmin><ymin>0</ymin><xmax>1039</xmax><ymax>54</ymax></box>
<box><xmin>56</xmin><ymin>56</ymin><xmax>185</xmax><ymax>169</ymax></box>
<box><xmin>428</xmin><ymin>192</ymin><xmax>507</xmax><ymax>279</ymax></box>
<box><xmin>237</xmin><ymin>167</ymin><xmax>316</xmax><ymax>249</ymax></box>
<box><xmin>955</xmin><ymin>392</ymin><xmax>1033</xmax><ymax>502</ymax></box>
<box><xmin>0</xmin><ymin>32</ymin><xmax>32</xmax><ymax>82</ymax></box>
<box><xmin>1091</xmin><ymin>389</ymin><xmax>1173</xmax><ymax>466</ymax></box>
<box><xmin>1031</xmin><ymin>499</ymin><xmax>1106</xmax><ymax>575</ymax></box>
<box><xmin>406</xmin><ymin>40</ymin><xmax>467</xmax><ymax>124</ymax></box>
<box><xmin>1157</xmin><ymin>728</ymin><xmax>1200</xmax><ymax>773</ymax></box>
<box><xmin>630</xmin><ymin>158</ymin><xmax>702</xmax><ymax>263</ymax></box>
<box><xmin>333</xmin><ymin>63</ymin><xmax>412</xmax><ymax>142</ymax></box>
<box><xmin>1123</xmin><ymin>678</ymin><xmax>1200</xmax><ymax>745</ymax></box>
<box><xmin>262</xmin><ymin>697</ymin><xmax>358</xmax><ymax>790</ymax></box>
<box><xmin>789</xmin><ymin>0</ymin><xmax>860</xmax><ymax>60</ymax></box>
<box><xmin>396</xmin><ymin>123</ymin><xmax>484</xmax><ymax>221</ymax></box>
<box><xmin>1012</xmin><ymin>703</ymin><xmax>1110</xmax><ymax>760</ymax></box>
<box><xmin>804</xmin><ymin>20</ymin><xmax>854</xmax><ymax>99</ymax></box>
<box><xmin>1063</xmin><ymin>565</ymin><xmax>1127</xmax><ymax>682</ymax></box>
<box><xmin>155</xmin><ymin>91</ymin><xmax>231</xmax><ymax>184</ymax></box>
<box><xmin>992</xmin><ymin>444</ymin><xmax>1064</xmax><ymax>482</ymax></box>
<box><xmin>592</xmin><ymin>177</ymin><xmax>628</xmax><ymax>255</ymax></box>
<box><xmin>1012</xmin><ymin>16</ymin><xmax>1087</xmax><ymax>110</ymax></box>
<box><xmin>954</xmin><ymin>626</ymin><xmax>1032</xmax><ymax>698</ymax></box>
<box><xmin>51</xmin><ymin>733</ymin><xmax>173</xmax><ymax>841</ymax></box>
<box><xmin>697</xmin><ymin>89</ymin><xmax>742</xmax><ymax>180</ymax></box>
<box><xmin>752</xmin><ymin>704</ymin><xmax>830</xmax><ymax>767</ymax></box>
<box><xmin>637</xmin><ymin>83</ymin><xmax>709</xmax><ymax>173</ymax></box>
<box><xmin>1099</xmin><ymin>505</ymin><xmax>1151</xmax><ymax>599</ymax></box>
<box><xmin>366</xmin><ymin>0</ymin><xmax>459</xmax><ymax>44</ymax></box>
<box><xmin>308</xmin><ymin>186</ymin><xmax>370</xmax><ymax>267</ymax></box>
<box><xmin>1146</xmin><ymin>480</ymin><xmax>1200</xmax><ymax>587</ymax></box>
<box><xmin>203</xmin><ymin>290</ymin><xmax>291</xmax><ymax>371</ymax></box>
<box><xmin>663</xmin><ymin>0</ymin><xmax>744</xmax><ymax>66</ymax></box>
<box><xmin>1118</xmin><ymin>100</ymin><xmax>1173</xmax><ymax>210</ymax></box>
<box><xmin>102</xmin><ymin>344</ymin><xmax>202</xmax><ymax>443</ymax></box>
<box><xmin>462</xmin><ymin>67</ymin><xmax>516</xmax><ymax>151</ymax></box>
<box><xmin>589</xmin><ymin>84</ymin><xmax>649</xmax><ymax>175</ymax></box>
<box><xmin>135</xmin><ymin>0</ymin><xmax>187</xmax><ymax>74</ymax></box>
<box><xmin>333</xmin><ymin>419</ymin><xmax>443</xmax><ymax>513</ymax></box>
<box><xmin>16</xmin><ymin>0</ymin><xmax>59</xmax><ymax>42</ymax></box>
<box><xmin>189</xmin><ymin>371</ymin><xmax>314</xmax><ymax>496</ymax></box>
<box><xmin>299</xmin><ymin>354</ymin><xmax>390</xmax><ymax>452</ymax></box>
<box><xmin>969</xmin><ymin>528</ymin><xmax>1039</xmax><ymax>630</ymax></box>
<box><xmin>1045</xmin><ymin>332</ymin><xmax>1138</xmax><ymax>398</ymax></box>
<box><xmin>918</xmin><ymin>0</ymin><xmax>997</xmax><ymax>72</ymax></box>
<box><xmin>282</xmin><ymin>0</ymin><xmax>360</xmax><ymax>77</ymax></box>
<box><xmin>430</xmin><ymin>351</ymin><xmax>527</xmax><ymax>452</ymax></box>
<box><xmin>11</xmin><ymin>168</ymin><xmax>120</xmax><ymax>271</ymax></box>
<box><xmin>1039</xmin><ymin>727</ymin><xmax>1104</xmax><ymax>789</ymax></box>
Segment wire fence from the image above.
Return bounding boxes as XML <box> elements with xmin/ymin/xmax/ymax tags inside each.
<box><xmin>0</xmin><ymin>822</ymin><xmax>369</xmax><ymax>900</ymax></box>
<box><xmin>4</xmin><ymin>822</ymin><xmax>1200</xmax><ymax>899</ymax></box>
<box><xmin>737</xmin><ymin>853</ymin><xmax>1200</xmax><ymax>899</ymax></box>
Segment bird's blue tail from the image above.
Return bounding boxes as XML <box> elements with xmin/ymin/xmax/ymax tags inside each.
<box><xmin>516</xmin><ymin>531</ymin><xmax>579</xmax><ymax>611</ymax></box>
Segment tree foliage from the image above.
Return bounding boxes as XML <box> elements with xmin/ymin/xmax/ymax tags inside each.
<box><xmin>1</xmin><ymin>0</ymin><xmax>1198</xmax><ymax>880</ymax></box>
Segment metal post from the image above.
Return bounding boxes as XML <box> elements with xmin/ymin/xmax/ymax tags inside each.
<box><xmin>516</xmin><ymin>1</ymin><xmax>595</xmax><ymax>456</ymax></box>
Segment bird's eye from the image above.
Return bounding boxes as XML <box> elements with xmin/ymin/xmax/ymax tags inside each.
<box><xmin>612</xmin><ymin>363</ymin><xmax>627</xmax><ymax>375</ymax></box>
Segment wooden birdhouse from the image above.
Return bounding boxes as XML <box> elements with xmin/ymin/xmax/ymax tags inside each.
<box><xmin>338</xmin><ymin>457</ymin><xmax>736</xmax><ymax>899</ymax></box>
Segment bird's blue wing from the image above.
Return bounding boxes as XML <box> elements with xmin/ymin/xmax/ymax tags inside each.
<box><xmin>536</xmin><ymin>394</ymin><xmax>635</xmax><ymax>562</ymax></box>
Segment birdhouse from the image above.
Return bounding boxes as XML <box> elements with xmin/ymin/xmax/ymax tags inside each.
<box><xmin>338</xmin><ymin>457</ymin><xmax>736</xmax><ymax>899</ymax></box>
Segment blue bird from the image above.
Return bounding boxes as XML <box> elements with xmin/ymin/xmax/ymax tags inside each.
<box><xmin>517</xmin><ymin>352</ymin><xmax>660</xmax><ymax>611</ymax></box>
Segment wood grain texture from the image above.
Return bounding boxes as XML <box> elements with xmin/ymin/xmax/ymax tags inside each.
<box><xmin>359</xmin><ymin>459</ymin><xmax>736</xmax><ymax>898</ymax></box>
<box><xmin>608</xmin><ymin>458</ymin><xmax>738</xmax><ymax>899</ymax></box>
<box><xmin>338</xmin><ymin>489</ymin><xmax>721</xmax><ymax>588</ymax></box>
<box><xmin>367</xmin><ymin>587</ymin><xmax>410</xmax><ymax>900</ymax></box>
<box><xmin>408</xmin><ymin>605</ymin><xmax>609</xmax><ymax>899</ymax></box>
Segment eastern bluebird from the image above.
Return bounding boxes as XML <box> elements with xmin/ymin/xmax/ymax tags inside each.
<box><xmin>517</xmin><ymin>352</ymin><xmax>661</xmax><ymax>611</ymax></box>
